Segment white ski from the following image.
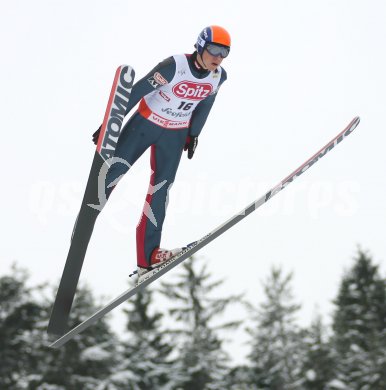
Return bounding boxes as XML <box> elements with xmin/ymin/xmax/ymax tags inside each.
<box><xmin>49</xmin><ymin>116</ymin><xmax>360</xmax><ymax>348</ymax></box>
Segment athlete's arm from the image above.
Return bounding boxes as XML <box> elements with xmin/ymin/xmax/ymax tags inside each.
<box><xmin>124</xmin><ymin>57</ymin><xmax>176</xmax><ymax>115</ymax></box>
<box><xmin>188</xmin><ymin>69</ymin><xmax>227</xmax><ymax>137</ymax></box>
<box><xmin>92</xmin><ymin>58</ymin><xmax>176</xmax><ymax>144</ymax></box>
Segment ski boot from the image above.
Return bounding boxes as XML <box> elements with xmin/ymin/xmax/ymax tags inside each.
<box><xmin>137</xmin><ymin>247</ymin><xmax>182</xmax><ymax>283</ymax></box>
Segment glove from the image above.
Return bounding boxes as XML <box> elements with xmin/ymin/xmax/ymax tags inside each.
<box><xmin>184</xmin><ymin>135</ymin><xmax>198</xmax><ymax>159</ymax></box>
<box><xmin>92</xmin><ymin>125</ymin><xmax>101</xmax><ymax>145</ymax></box>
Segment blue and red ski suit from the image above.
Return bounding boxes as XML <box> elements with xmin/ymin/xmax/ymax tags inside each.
<box><xmin>105</xmin><ymin>52</ymin><xmax>227</xmax><ymax>267</ymax></box>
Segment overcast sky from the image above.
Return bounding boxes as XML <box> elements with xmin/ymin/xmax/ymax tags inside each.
<box><xmin>1</xmin><ymin>0</ymin><xmax>386</xmax><ymax>363</ymax></box>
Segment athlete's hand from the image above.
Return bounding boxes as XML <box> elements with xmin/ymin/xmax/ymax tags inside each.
<box><xmin>184</xmin><ymin>136</ymin><xmax>198</xmax><ymax>159</ymax></box>
<box><xmin>92</xmin><ymin>125</ymin><xmax>101</xmax><ymax>145</ymax></box>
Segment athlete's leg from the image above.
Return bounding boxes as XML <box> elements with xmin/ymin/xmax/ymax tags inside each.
<box><xmin>136</xmin><ymin>128</ymin><xmax>188</xmax><ymax>267</ymax></box>
<box><xmin>104</xmin><ymin>113</ymin><xmax>162</xmax><ymax>199</ymax></box>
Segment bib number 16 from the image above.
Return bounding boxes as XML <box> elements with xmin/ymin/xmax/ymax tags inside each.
<box><xmin>177</xmin><ymin>101</ymin><xmax>193</xmax><ymax>110</ymax></box>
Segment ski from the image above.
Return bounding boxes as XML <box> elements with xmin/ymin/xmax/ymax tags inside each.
<box><xmin>49</xmin><ymin>116</ymin><xmax>360</xmax><ymax>348</ymax></box>
<box><xmin>47</xmin><ymin>65</ymin><xmax>135</xmax><ymax>336</ymax></box>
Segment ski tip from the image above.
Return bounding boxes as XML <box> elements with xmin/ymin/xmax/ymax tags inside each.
<box><xmin>118</xmin><ymin>64</ymin><xmax>135</xmax><ymax>78</ymax></box>
<box><xmin>346</xmin><ymin>116</ymin><xmax>360</xmax><ymax>133</ymax></box>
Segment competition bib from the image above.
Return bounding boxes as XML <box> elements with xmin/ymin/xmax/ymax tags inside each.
<box><xmin>139</xmin><ymin>54</ymin><xmax>222</xmax><ymax>129</ymax></box>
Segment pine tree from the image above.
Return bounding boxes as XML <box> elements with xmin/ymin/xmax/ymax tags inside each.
<box><xmin>32</xmin><ymin>284</ymin><xmax>118</xmax><ymax>390</ymax></box>
<box><xmin>226</xmin><ymin>365</ymin><xmax>256</xmax><ymax>390</ymax></box>
<box><xmin>0</xmin><ymin>265</ymin><xmax>117</xmax><ymax>389</ymax></box>
<box><xmin>0</xmin><ymin>265</ymin><xmax>45</xmax><ymax>389</ymax></box>
<box><xmin>300</xmin><ymin>314</ymin><xmax>337</xmax><ymax>390</ymax></box>
<box><xmin>160</xmin><ymin>257</ymin><xmax>242</xmax><ymax>390</ymax></box>
<box><xmin>247</xmin><ymin>266</ymin><xmax>304</xmax><ymax>389</ymax></box>
<box><xmin>332</xmin><ymin>248</ymin><xmax>386</xmax><ymax>389</ymax></box>
<box><xmin>98</xmin><ymin>283</ymin><xmax>175</xmax><ymax>390</ymax></box>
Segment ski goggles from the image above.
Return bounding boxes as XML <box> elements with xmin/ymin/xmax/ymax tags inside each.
<box><xmin>205</xmin><ymin>44</ymin><xmax>230</xmax><ymax>58</ymax></box>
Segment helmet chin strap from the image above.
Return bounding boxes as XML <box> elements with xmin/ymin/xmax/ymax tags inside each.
<box><xmin>197</xmin><ymin>52</ymin><xmax>209</xmax><ymax>70</ymax></box>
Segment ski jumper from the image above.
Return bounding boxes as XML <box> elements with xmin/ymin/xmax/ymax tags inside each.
<box><xmin>105</xmin><ymin>53</ymin><xmax>227</xmax><ymax>267</ymax></box>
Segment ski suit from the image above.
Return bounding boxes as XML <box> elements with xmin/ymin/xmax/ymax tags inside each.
<box><xmin>105</xmin><ymin>52</ymin><xmax>227</xmax><ymax>267</ymax></box>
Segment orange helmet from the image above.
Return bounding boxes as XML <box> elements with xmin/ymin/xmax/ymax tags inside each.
<box><xmin>196</xmin><ymin>25</ymin><xmax>231</xmax><ymax>57</ymax></box>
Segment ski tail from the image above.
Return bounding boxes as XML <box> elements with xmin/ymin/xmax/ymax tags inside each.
<box><xmin>46</xmin><ymin>153</ymin><xmax>104</xmax><ymax>335</ymax></box>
